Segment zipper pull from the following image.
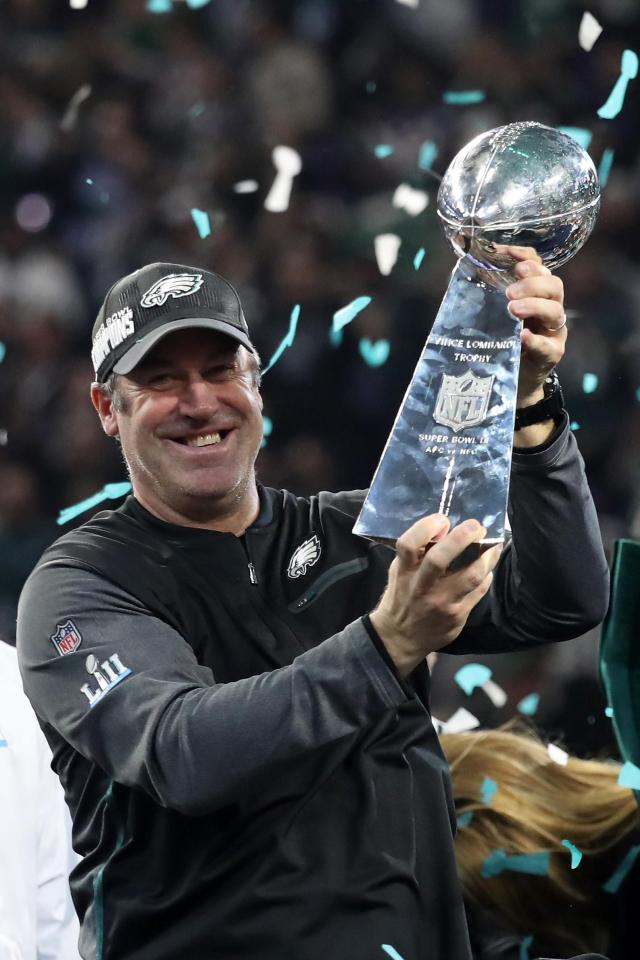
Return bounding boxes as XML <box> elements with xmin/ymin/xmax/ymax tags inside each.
<box><xmin>248</xmin><ymin>562</ymin><xmax>258</xmax><ymax>585</ymax></box>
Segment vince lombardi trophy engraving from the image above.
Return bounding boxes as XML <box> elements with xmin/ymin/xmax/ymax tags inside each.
<box><xmin>354</xmin><ymin>121</ymin><xmax>600</xmax><ymax>544</ymax></box>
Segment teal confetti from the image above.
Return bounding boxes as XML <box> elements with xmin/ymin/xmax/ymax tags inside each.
<box><xmin>617</xmin><ymin>760</ymin><xmax>640</xmax><ymax>790</ymax></box>
<box><xmin>605</xmin><ymin>706</ymin><xmax>614</xmax><ymax>718</ymax></box>
<box><xmin>597</xmin><ymin>49</ymin><xmax>638</xmax><ymax>119</ymax></box>
<box><xmin>260</xmin><ymin>415</ymin><xmax>273</xmax><ymax>450</ymax></box>
<box><xmin>519</xmin><ymin>935</ymin><xmax>534</xmax><ymax>960</ymax></box>
<box><xmin>262</xmin><ymin>305</ymin><xmax>301</xmax><ymax>375</ymax></box>
<box><xmin>332</xmin><ymin>296</ymin><xmax>372</xmax><ymax>335</ymax></box>
<box><xmin>457</xmin><ymin>811</ymin><xmax>474</xmax><ymax>828</ymax></box>
<box><xmin>185</xmin><ymin>0</ymin><xmax>211</xmax><ymax>6</ymax></box>
<box><xmin>562</xmin><ymin>838</ymin><xmax>583</xmax><ymax>869</ymax></box>
<box><xmin>558</xmin><ymin>127</ymin><xmax>593</xmax><ymax>150</ymax></box>
<box><xmin>582</xmin><ymin>372</ymin><xmax>598</xmax><ymax>393</ymax></box>
<box><xmin>481</xmin><ymin>849</ymin><xmax>550</xmax><ymax>878</ymax></box>
<box><xmin>603</xmin><ymin>844</ymin><xmax>640</xmax><ymax>894</ymax></box>
<box><xmin>359</xmin><ymin>338</ymin><xmax>390</xmax><ymax>368</ymax></box>
<box><xmin>517</xmin><ymin>693</ymin><xmax>540</xmax><ymax>716</ymax></box>
<box><xmin>366</xmin><ymin>81</ymin><xmax>377</xmax><ymax>93</ymax></box>
<box><xmin>481</xmin><ymin>849</ymin><xmax>507</xmax><ymax>878</ymax></box>
<box><xmin>598</xmin><ymin>148</ymin><xmax>615</xmax><ymax>187</ymax></box>
<box><xmin>381</xmin><ymin>946</ymin><xmax>405</xmax><ymax>960</ymax></box>
<box><xmin>374</xmin><ymin>144</ymin><xmax>394</xmax><ymax>158</ymax></box>
<box><xmin>418</xmin><ymin>140</ymin><xmax>438</xmax><ymax>171</ymax></box>
<box><xmin>0</xmin><ymin>342</ymin><xmax>5</xmax><ymax>363</ymax></box>
<box><xmin>570</xmin><ymin>420</ymin><xmax>581</xmax><ymax>431</ymax></box>
<box><xmin>636</xmin><ymin>388</ymin><xmax>640</xmax><ymax>403</ymax></box>
<box><xmin>454</xmin><ymin>663</ymin><xmax>492</xmax><ymax>695</ymax></box>
<box><xmin>190</xmin><ymin>208</ymin><xmax>211</xmax><ymax>239</ymax></box>
<box><xmin>57</xmin><ymin>482</ymin><xmax>132</xmax><ymax>525</ymax></box>
<box><xmin>413</xmin><ymin>247</ymin><xmax>426</xmax><ymax>270</ymax></box>
<box><xmin>443</xmin><ymin>90</ymin><xmax>486</xmax><ymax>105</ymax></box>
<box><xmin>86</xmin><ymin>177</ymin><xmax>94</xmax><ymax>185</ymax></box>
<box><xmin>146</xmin><ymin>0</ymin><xmax>172</xmax><ymax>11</ymax></box>
<box><xmin>480</xmin><ymin>777</ymin><xmax>498</xmax><ymax>805</ymax></box>
<box><xmin>189</xmin><ymin>102</ymin><xmax>205</xmax><ymax>118</ymax></box>
<box><xmin>329</xmin><ymin>327</ymin><xmax>343</xmax><ymax>347</ymax></box>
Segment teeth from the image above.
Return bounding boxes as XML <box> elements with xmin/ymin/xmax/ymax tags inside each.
<box><xmin>186</xmin><ymin>433</ymin><xmax>222</xmax><ymax>447</ymax></box>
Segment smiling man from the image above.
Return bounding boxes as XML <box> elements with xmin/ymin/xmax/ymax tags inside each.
<box><xmin>17</xmin><ymin>260</ymin><xmax>609</xmax><ymax>960</ymax></box>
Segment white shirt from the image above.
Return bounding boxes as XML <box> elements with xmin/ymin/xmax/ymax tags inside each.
<box><xmin>0</xmin><ymin>641</ymin><xmax>80</xmax><ymax>960</ymax></box>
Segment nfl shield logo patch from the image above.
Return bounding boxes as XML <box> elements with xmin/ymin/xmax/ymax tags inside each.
<box><xmin>50</xmin><ymin>620</ymin><xmax>83</xmax><ymax>657</ymax></box>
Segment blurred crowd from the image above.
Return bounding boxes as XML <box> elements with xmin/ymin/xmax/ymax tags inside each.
<box><xmin>1</xmin><ymin>0</ymin><xmax>639</xmax><ymax>753</ymax></box>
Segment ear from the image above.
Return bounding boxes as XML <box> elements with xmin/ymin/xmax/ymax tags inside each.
<box><xmin>90</xmin><ymin>383</ymin><xmax>120</xmax><ymax>438</ymax></box>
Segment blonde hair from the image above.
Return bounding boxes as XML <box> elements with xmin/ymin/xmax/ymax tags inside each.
<box><xmin>441</xmin><ymin>722</ymin><xmax>638</xmax><ymax>955</ymax></box>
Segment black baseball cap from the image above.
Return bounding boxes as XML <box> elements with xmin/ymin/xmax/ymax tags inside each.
<box><xmin>91</xmin><ymin>262</ymin><xmax>254</xmax><ymax>383</ymax></box>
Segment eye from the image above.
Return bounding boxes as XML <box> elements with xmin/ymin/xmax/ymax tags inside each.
<box><xmin>147</xmin><ymin>372</ymin><xmax>175</xmax><ymax>387</ymax></box>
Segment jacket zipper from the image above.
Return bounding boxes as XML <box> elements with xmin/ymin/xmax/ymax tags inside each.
<box><xmin>240</xmin><ymin>534</ymin><xmax>258</xmax><ymax>585</ymax></box>
<box><xmin>289</xmin><ymin>557</ymin><xmax>369</xmax><ymax>612</ymax></box>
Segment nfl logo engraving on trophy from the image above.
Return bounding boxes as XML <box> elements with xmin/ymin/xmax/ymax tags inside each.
<box><xmin>433</xmin><ymin>371</ymin><xmax>495</xmax><ymax>433</ymax></box>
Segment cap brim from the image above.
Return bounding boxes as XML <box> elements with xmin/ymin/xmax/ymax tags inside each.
<box><xmin>112</xmin><ymin>318</ymin><xmax>255</xmax><ymax>376</ymax></box>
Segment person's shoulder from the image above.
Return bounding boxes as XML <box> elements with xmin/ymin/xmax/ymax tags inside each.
<box><xmin>270</xmin><ymin>486</ymin><xmax>368</xmax><ymax>525</ymax></box>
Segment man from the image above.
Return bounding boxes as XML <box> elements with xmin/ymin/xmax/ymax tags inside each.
<box><xmin>17</xmin><ymin>252</ymin><xmax>608</xmax><ymax>960</ymax></box>
<box><xmin>0</xmin><ymin>639</ymin><xmax>80</xmax><ymax>960</ymax></box>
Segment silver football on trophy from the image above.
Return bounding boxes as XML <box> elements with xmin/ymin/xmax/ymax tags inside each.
<box><xmin>437</xmin><ymin>121</ymin><xmax>600</xmax><ymax>276</ymax></box>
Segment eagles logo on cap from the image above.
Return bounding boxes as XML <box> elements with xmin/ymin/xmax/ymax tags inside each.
<box><xmin>140</xmin><ymin>273</ymin><xmax>204</xmax><ymax>308</ymax></box>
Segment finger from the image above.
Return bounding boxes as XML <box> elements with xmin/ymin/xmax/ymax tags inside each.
<box><xmin>448</xmin><ymin>544</ymin><xmax>502</xmax><ymax>601</ymax></box>
<box><xmin>395</xmin><ymin>514</ymin><xmax>451</xmax><ymax>570</ymax></box>
<box><xmin>502</xmin><ymin>245</ymin><xmax>542</xmax><ymax>264</ymax></box>
<box><xmin>508</xmin><ymin>296</ymin><xmax>565</xmax><ymax>330</ymax></box>
<box><xmin>461</xmin><ymin>570</ymin><xmax>494</xmax><ymax>612</ymax></box>
<box><xmin>417</xmin><ymin>519</ymin><xmax>486</xmax><ymax>587</ymax></box>
<box><xmin>520</xmin><ymin>326</ymin><xmax>566</xmax><ymax>364</ymax></box>
<box><xmin>514</xmin><ymin>258</ymin><xmax>551</xmax><ymax>279</ymax></box>
<box><xmin>506</xmin><ymin>275</ymin><xmax>563</xmax><ymax>304</ymax></box>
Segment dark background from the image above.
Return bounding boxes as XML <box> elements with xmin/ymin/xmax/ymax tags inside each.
<box><xmin>1</xmin><ymin>0</ymin><xmax>639</xmax><ymax>755</ymax></box>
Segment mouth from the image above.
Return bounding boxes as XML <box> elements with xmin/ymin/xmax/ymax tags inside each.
<box><xmin>167</xmin><ymin>429</ymin><xmax>234</xmax><ymax>451</ymax></box>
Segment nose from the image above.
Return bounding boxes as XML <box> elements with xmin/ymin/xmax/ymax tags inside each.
<box><xmin>178</xmin><ymin>375</ymin><xmax>220</xmax><ymax>419</ymax></box>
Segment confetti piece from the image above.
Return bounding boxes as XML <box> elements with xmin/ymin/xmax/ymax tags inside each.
<box><xmin>0</xmin><ymin>738</ymin><xmax>8</xmax><ymax>748</ymax></box>
<box><xmin>413</xmin><ymin>247</ymin><xmax>426</xmax><ymax>270</ymax></box>
<box><xmin>0</xmin><ymin>429</ymin><xmax>7</xmax><ymax>446</ymax></box>
<box><xmin>443</xmin><ymin>90</ymin><xmax>486</xmax><ymax>105</ymax></box>
<box><xmin>481</xmin><ymin>678</ymin><xmax>507</xmax><ymax>708</ymax></box>
<box><xmin>441</xmin><ymin>707</ymin><xmax>479</xmax><ymax>734</ymax></box>
<box><xmin>366</xmin><ymin>81</ymin><xmax>377</xmax><ymax>93</ymax></box>
<box><xmin>517</xmin><ymin>693</ymin><xmax>540</xmax><ymax>716</ymax></box>
<box><xmin>579</xmin><ymin>11</ymin><xmax>603</xmax><ymax>52</ymax></box>
<box><xmin>562</xmin><ymin>838</ymin><xmax>583</xmax><ymax>869</ymax></box>
<box><xmin>185</xmin><ymin>0</ymin><xmax>212</xmax><ymax>7</ymax></box>
<box><xmin>598</xmin><ymin>147</ymin><xmax>615</xmax><ymax>187</ymax></box>
<box><xmin>603</xmin><ymin>844</ymin><xmax>640</xmax><ymax>893</ymax></box>
<box><xmin>359</xmin><ymin>338</ymin><xmax>390</xmax><ymax>367</ymax></box>
<box><xmin>329</xmin><ymin>327</ymin><xmax>343</xmax><ymax>347</ymax></box>
<box><xmin>582</xmin><ymin>372</ymin><xmax>599</xmax><ymax>393</ymax></box>
<box><xmin>505</xmin><ymin>852</ymin><xmax>551</xmax><ymax>876</ymax></box>
<box><xmin>374</xmin><ymin>234</ymin><xmax>401</xmax><ymax>276</ymax></box>
<box><xmin>392</xmin><ymin>183</ymin><xmax>429</xmax><ymax>217</ymax></box>
<box><xmin>262</xmin><ymin>305</ymin><xmax>300</xmax><ymax>375</ymax></box>
<box><xmin>597</xmin><ymin>49</ymin><xmax>638</xmax><ymax>120</ymax></box>
<box><xmin>547</xmin><ymin>743</ymin><xmax>569</xmax><ymax>766</ymax></box>
<box><xmin>233</xmin><ymin>180</ymin><xmax>259</xmax><ymax>193</ymax></box>
<box><xmin>558</xmin><ymin>126</ymin><xmax>593</xmax><ymax>150</ymax></box>
<box><xmin>455</xmin><ymin>663</ymin><xmax>491</xmax><ymax>695</ymax></box>
<box><xmin>60</xmin><ymin>83</ymin><xmax>92</xmax><ymax>132</ymax></box>
<box><xmin>70</xmin><ymin>0</ymin><xmax>88</xmax><ymax>7</ymax></box>
<box><xmin>418</xmin><ymin>141</ymin><xmax>438</xmax><ymax>171</ymax></box>
<box><xmin>381</xmin><ymin>946</ymin><xmax>406</xmax><ymax>960</ymax></box>
<box><xmin>86</xmin><ymin>178</ymin><xmax>93</xmax><ymax>185</ymax></box>
<box><xmin>618</xmin><ymin>760</ymin><xmax>640</xmax><ymax>790</ymax></box>
<box><xmin>374</xmin><ymin>144</ymin><xmax>394</xmax><ymax>159</ymax></box>
<box><xmin>332</xmin><ymin>296</ymin><xmax>372</xmax><ymax>335</ymax></box>
<box><xmin>570</xmin><ymin>421</ymin><xmax>581</xmax><ymax>431</ymax></box>
<box><xmin>457</xmin><ymin>811</ymin><xmax>474</xmax><ymax>828</ymax></box>
<box><xmin>0</xmin><ymin>342</ymin><xmax>5</xmax><ymax>363</ymax></box>
<box><xmin>480</xmin><ymin>776</ymin><xmax>498</xmax><ymax>805</ymax></box>
<box><xmin>394</xmin><ymin>0</ymin><xmax>419</xmax><ymax>7</ymax></box>
<box><xmin>190</xmin><ymin>208</ymin><xmax>211</xmax><ymax>239</ymax></box>
<box><xmin>264</xmin><ymin>146</ymin><xmax>301</xmax><ymax>213</ymax></box>
<box><xmin>519</xmin><ymin>934</ymin><xmax>534</xmax><ymax>960</ymax></box>
<box><xmin>189</xmin><ymin>102</ymin><xmax>205</xmax><ymax>118</ymax></box>
<box><xmin>481</xmin><ymin>848</ymin><xmax>508</xmax><ymax>878</ymax></box>
<box><xmin>57</xmin><ymin>482</ymin><xmax>132</xmax><ymax>525</ymax></box>
<box><xmin>260</xmin><ymin>415</ymin><xmax>273</xmax><ymax>449</ymax></box>
<box><xmin>605</xmin><ymin>706</ymin><xmax>614</xmax><ymax>718</ymax></box>
<box><xmin>146</xmin><ymin>0</ymin><xmax>172</xmax><ymax>10</ymax></box>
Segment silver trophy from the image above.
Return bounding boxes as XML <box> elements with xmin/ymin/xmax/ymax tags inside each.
<box><xmin>354</xmin><ymin>121</ymin><xmax>600</xmax><ymax>545</ymax></box>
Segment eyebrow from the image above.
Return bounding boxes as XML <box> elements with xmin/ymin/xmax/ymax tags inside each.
<box><xmin>140</xmin><ymin>350</ymin><xmax>239</xmax><ymax>370</ymax></box>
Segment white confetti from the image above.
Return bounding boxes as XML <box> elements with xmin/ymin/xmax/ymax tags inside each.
<box><xmin>374</xmin><ymin>234</ymin><xmax>401</xmax><ymax>276</ymax></box>
<box><xmin>0</xmin><ymin>429</ymin><xmax>7</xmax><ymax>446</ymax></box>
<box><xmin>392</xmin><ymin>183</ymin><xmax>429</xmax><ymax>217</ymax></box>
<box><xmin>395</xmin><ymin>0</ymin><xmax>419</xmax><ymax>6</ymax></box>
<box><xmin>440</xmin><ymin>707</ymin><xmax>480</xmax><ymax>734</ymax></box>
<box><xmin>233</xmin><ymin>180</ymin><xmax>259</xmax><ymax>194</ymax></box>
<box><xmin>60</xmin><ymin>84</ymin><xmax>92</xmax><ymax>132</ymax></box>
<box><xmin>70</xmin><ymin>0</ymin><xmax>88</xmax><ymax>7</ymax></box>
<box><xmin>548</xmin><ymin>743</ymin><xmax>569</xmax><ymax>766</ymax></box>
<box><xmin>578</xmin><ymin>11</ymin><xmax>603</xmax><ymax>52</ymax></box>
<box><xmin>481</xmin><ymin>678</ymin><xmax>507</xmax><ymax>708</ymax></box>
<box><xmin>264</xmin><ymin>146</ymin><xmax>302</xmax><ymax>213</ymax></box>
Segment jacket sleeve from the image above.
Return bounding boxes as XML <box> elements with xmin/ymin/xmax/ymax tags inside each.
<box><xmin>447</xmin><ymin>415</ymin><xmax>610</xmax><ymax>655</ymax></box>
<box><xmin>17</xmin><ymin>561</ymin><xmax>410</xmax><ymax>817</ymax></box>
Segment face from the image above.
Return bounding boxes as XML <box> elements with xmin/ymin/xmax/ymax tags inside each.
<box><xmin>92</xmin><ymin>329</ymin><xmax>264</xmax><ymax>527</ymax></box>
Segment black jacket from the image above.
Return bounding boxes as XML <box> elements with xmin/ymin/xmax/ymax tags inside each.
<box><xmin>17</xmin><ymin>420</ymin><xmax>608</xmax><ymax>960</ymax></box>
